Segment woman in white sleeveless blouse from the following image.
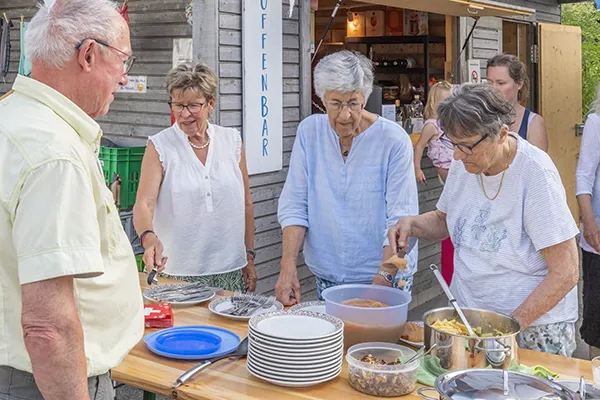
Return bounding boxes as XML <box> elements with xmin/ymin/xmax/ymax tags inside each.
<box><xmin>133</xmin><ymin>63</ymin><xmax>257</xmax><ymax>292</ymax></box>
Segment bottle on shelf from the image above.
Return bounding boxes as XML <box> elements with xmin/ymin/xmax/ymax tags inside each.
<box><xmin>410</xmin><ymin>95</ymin><xmax>424</xmax><ymax>134</ymax></box>
<box><xmin>394</xmin><ymin>99</ymin><xmax>404</xmax><ymax>126</ymax></box>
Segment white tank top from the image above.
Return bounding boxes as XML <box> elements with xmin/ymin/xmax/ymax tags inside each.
<box><xmin>149</xmin><ymin>122</ymin><xmax>247</xmax><ymax>276</ymax></box>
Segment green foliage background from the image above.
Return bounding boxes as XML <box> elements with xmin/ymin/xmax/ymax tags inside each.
<box><xmin>562</xmin><ymin>2</ymin><xmax>600</xmax><ymax>116</ymax></box>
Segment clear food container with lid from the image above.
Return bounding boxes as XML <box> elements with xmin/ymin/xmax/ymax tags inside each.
<box><xmin>346</xmin><ymin>342</ymin><xmax>418</xmax><ymax>397</ymax></box>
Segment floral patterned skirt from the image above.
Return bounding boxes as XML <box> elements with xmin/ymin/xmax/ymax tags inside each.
<box><xmin>517</xmin><ymin>322</ymin><xmax>576</xmax><ymax>357</ymax></box>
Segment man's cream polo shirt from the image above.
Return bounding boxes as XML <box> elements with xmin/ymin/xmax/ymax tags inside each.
<box><xmin>0</xmin><ymin>75</ymin><xmax>144</xmax><ymax>376</ymax></box>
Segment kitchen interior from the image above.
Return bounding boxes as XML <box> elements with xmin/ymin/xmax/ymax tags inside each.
<box><xmin>311</xmin><ymin>2</ymin><xmax>452</xmax><ymax>136</ymax></box>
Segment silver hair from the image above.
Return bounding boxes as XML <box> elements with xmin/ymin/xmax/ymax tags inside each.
<box><xmin>26</xmin><ymin>0</ymin><xmax>122</xmax><ymax>68</ymax></box>
<box><xmin>437</xmin><ymin>83</ymin><xmax>515</xmax><ymax>140</ymax></box>
<box><xmin>313</xmin><ymin>50</ymin><xmax>374</xmax><ymax>102</ymax></box>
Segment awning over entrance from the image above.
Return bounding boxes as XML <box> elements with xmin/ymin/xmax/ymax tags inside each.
<box><xmin>318</xmin><ymin>0</ymin><xmax>535</xmax><ymax>18</ymax></box>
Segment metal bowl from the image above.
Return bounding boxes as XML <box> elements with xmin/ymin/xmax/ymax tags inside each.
<box><xmin>556</xmin><ymin>379</ymin><xmax>600</xmax><ymax>399</ymax></box>
<box><xmin>422</xmin><ymin>307</ymin><xmax>522</xmax><ymax>370</ymax></box>
<box><xmin>418</xmin><ymin>369</ymin><xmax>577</xmax><ymax>400</ymax></box>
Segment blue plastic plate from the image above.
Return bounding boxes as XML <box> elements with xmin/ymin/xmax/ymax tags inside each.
<box><xmin>152</xmin><ymin>328</ymin><xmax>222</xmax><ymax>355</ymax></box>
<box><xmin>144</xmin><ymin>326</ymin><xmax>241</xmax><ymax>360</ymax></box>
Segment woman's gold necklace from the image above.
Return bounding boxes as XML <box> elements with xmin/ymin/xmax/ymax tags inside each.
<box><xmin>480</xmin><ymin>139</ymin><xmax>513</xmax><ymax>201</ymax></box>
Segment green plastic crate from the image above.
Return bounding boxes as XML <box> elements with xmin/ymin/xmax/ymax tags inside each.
<box><xmin>136</xmin><ymin>253</ymin><xmax>145</xmax><ymax>272</ymax></box>
<box><xmin>99</xmin><ymin>146</ymin><xmax>145</xmax><ymax>210</ymax></box>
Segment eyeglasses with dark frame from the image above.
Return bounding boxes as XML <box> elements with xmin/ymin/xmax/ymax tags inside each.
<box><xmin>75</xmin><ymin>38</ymin><xmax>136</xmax><ymax>75</ymax></box>
<box><xmin>324</xmin><ymin>100</ymin><xmax>364</xmax><ymax>113</ymax></box>
<box><xmin>168</xmin><ymin>101</ymin><xmax>207</xmax><ymax>114</ymax></box>
<box><xmin>440</xmin><ymin>133</ymin><xmax>490</xmax><ymax>155</ymax></box>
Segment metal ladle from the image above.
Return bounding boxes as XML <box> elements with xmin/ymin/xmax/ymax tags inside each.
<box><xmin>429</xmin><ymin>264</ymin><xmax>477</xmax><ymax>337</ymax></box>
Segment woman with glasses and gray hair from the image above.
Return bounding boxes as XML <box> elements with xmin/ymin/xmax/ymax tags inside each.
<box><xmin>389</xmin><ymin>83</ymin><xmax>579</xmax><ymax>356</ymax></box>
<box><xmin>275</xmin><ymin>50</ymin><xmax>419</xmax><ymax>305</ymax></box>
<box><xmin>133</xmin><ymin>62</ymin><xmax>257</xmax><ymax>292</ymax></box>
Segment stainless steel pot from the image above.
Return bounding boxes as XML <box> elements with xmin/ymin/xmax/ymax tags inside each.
<box><xmin>417</xmin><ymin>369</ymin><xmax>578</xmax><ymax>400</ymax></box>
<box><xmin>422</xmin><ymin>307</ymin><xmax>522</xmax><ymax>370</ymax></box>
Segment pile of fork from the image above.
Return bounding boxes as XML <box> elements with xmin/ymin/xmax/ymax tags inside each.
<box><xmin>221</xmin><ymin>293</ymin><xmax>276</xmax><ymax>316</ymax></box>
<box><xmin>146</xmin><ymin>282</ymin><xmax>216</xmax><ymax>303</ymax></box>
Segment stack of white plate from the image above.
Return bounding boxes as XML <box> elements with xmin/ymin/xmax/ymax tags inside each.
<box><xmin>247</xmin><ymin>310</ymin><xmax>344</xmax><ymax>388</ymax></box>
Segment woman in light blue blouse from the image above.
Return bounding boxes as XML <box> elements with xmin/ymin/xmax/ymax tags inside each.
<box><xmin>274</xmin><ymin>50</ymin><xmax>419</xmax><ymax>305</ymax></box>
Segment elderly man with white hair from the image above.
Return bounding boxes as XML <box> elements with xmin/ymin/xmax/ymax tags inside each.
<box><xmin>275</xmin><ymin>50</ymin><xmax>419</xmax><ymax>305</ymax></box>
<box><xmin>0</xmin><ymin>0</ymin><xmax>142</xmax><ymax>399</ymax></box>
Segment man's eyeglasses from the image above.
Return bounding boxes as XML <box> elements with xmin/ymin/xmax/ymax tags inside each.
<box><xmin>168</xmin><ymin>101</ymin><xmax>206</xmax><ymax>114</ymax></box>
<box><xmin>75</xmin><ymin>38</ymin><xmax>136</xmax><ymax>75</ymax></box>
<box><xmin>440</xmin><ymin>133</ymin><xmax>489</xmax><ymax>155</ymax></box>
<box><xmin>324</xmin><ymin>100</ymin><xmax>363</xmax><ymax>113</ymax></box>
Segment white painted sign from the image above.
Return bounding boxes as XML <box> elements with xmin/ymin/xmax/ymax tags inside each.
<box><xmin>381</xmin><ymin>104</ymin><xmax>396</xmax><ymax>122</ymax></box>
<box><xmin>119</xmin><ymin>75</ymin><xmax>147</xmax><ymax>93</ymax></box>
<box><xmin>468</xmin><ymin>59</ymin><xmax>481</xmax><ymax>84</ymax></box>
<box><xmin>242</xmin><ymin>0</ymin><xmax>283</xmax><ymax>175</ymax></box>
<box><xmin>173</xmin><ymin>38</ymin><xmax>193</xmax><ymax>68</ymax></box>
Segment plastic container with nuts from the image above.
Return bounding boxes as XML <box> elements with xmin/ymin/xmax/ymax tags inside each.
<box><xmin>346</xmin><ymin>342</ymin><xmax>418</xmax><ymax>397</ymax></box>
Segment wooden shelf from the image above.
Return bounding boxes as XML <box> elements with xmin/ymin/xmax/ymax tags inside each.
<box><xmin>345</xmin><ymin>35</ymin><xmax>446</xmax><ymax>45</ymax></box>
<box><xmin>376</xmin><ymin>67</ymin><xmax>444</xmax><ymax>75</ymax></box>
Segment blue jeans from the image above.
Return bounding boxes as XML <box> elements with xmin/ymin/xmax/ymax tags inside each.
<box><xmin>315</xmin><ymin>274</ymin><xmax>414</xmax><ymax>301</ymax></box>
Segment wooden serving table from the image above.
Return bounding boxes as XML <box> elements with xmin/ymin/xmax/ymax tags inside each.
<box><xmin>112</xmin><ymin>273</ymin><xmax>594</xmax><ymax>399</ymax></box>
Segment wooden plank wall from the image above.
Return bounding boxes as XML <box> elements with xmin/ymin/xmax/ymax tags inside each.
<box><xmin>97</xmin><ymin>0</ymin><xmax>191</xmax><ymax>140</ymax></box>
<box><xmin>215</xmin><ymin>0</ymin><xmax>312</xmax><ymax>299</ymax></box>
<box><xmin>0</xmin><ymin>0</ymin><xmax>37</xmax><ymax>95</ymax></box>
<box><xmin>458</xmin><ymin>0</ymin><xmax>561</xmax><ymax>83</ymax></box>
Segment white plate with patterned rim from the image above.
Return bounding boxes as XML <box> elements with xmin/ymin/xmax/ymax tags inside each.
<box><xmin>143</xmin><ymin>284</ymin><xmax>216</xmax><ymax>306</ymax></box>
<box><xmin>208</xmin><ymin>296</ymin><xmax>284</xmax><ymax>321</ymax></box>
<box><xmin>247</xmin><ymin>346</ymin><xmax>344</xmax><ymax>364</ymax></box>
<box><xmin>289</xmin><ymin>301</ymin><xmax>326</xmax><ymax>314</ymax></box>
<box><xmin>248</xmin><ymin>340</ymin><xmax>344</xmax><ymax>361</ymax></box>
<box><xmin>248</xmin><ymin>334</ymin><xmax>343</xmax><ymax>355</ymax></box>
<box><xmin>248</xmin><ymin>327</ymin><xmax>343</xmax><ymax>347</ymax></box>
<box><xmin>247</xmin><ymin>356</ymin><xmax>342</xmax><ymax>378</ymax></box>
<box><xmin>248</xmin><ymin>325</ymin><xmax>342</xmax><ymax>345</ymax></box>
<box><xmin>246</xmin><ymin>362</ymin><xmax>342</xmax><ymax>388</ymax></box>
<box><xmin>249</xmin><ymin>310</ymin><xmax>343</xmax><ymax>341</ymax></box>
<box><xmin>248</xmin><ymin>349</ymin><xmax>344</xmax><ymax>371</ymax></box>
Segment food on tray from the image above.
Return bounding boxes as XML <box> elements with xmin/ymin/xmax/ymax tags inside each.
<box><xmin>360</xmin><ymin>354</ymin><xmax>402</xmax><ymax>366</ymax></box>
<box><xmin>348</xmin><ymin>359</ymin><xmax>417</xmax><ymax>397</ymax></box>
<box><xmin>431</xmin><ymin>318</ymin><xmax>507</xmax><ymax>337</ymax></box>
<box><xmin>401</xmin><ymin>321</ymin><xmax>424</xmax><ymax>343</ymax></box>
<box><xmin>342</xmin><ymin>298</ymin><xmax>389</xmax><ymax>308</ymax></box>
<box><xmin>381</xmin><ymin>255</ymin><xmax>408</xmax><ymax>270</ymax></box>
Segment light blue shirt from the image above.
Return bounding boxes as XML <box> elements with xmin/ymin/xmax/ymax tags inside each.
<box><xmin>278</xmin><ymin>114</ymin><xmax>419</xmax><ymax>286</ymax></box>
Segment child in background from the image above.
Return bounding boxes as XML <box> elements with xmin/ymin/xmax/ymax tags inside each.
<box><xmin>414</xmin><ymin>81</ymin><xmax>453</xmax><ymax>185</ymax></box>
<box><xmin>413</xmin><ymin>81</ymin><xmax>454</xmax><ymax>285</ymax></box>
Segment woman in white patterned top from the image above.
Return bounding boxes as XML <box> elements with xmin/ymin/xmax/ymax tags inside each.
<box><xmin>389</xmin><ymin>83</ymin><xmax>579</xmax><ymax>356</ymax></box>
<box><xmin>133</xmin><ymin>62</ymin><xmax>257</xmax><ymax>292</ymax></box>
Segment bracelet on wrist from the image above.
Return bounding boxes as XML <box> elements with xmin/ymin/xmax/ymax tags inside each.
<box><xmin>140</xmin><ymin>230</ymin><xmax>156</xmax><ymax>249</ymax></box>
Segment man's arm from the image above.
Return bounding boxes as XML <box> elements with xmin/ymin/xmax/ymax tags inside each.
<box><xmin>13</xmin><ymin>160</ymin><xmax>104</xmax><ymax>399</ymax></box>
<box><xmin>22</xmin><ymin>277</ymin><xmax>90</xmax><ymax>400</ymax></box>
<box><xmin>512</xmin><ymin>238</ymin><xmax>579</xmax><ymax>329</ymax></box>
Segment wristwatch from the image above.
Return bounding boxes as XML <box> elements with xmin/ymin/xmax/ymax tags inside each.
<box><xmin>246</xmin><ymin>249</ymin><xmax>256</xmax><ymax>258</ymax></box>
<box><xmin>377</xmin><ymin>270</ymin><xmax>394</xmax><ymax>284</ymax></box>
